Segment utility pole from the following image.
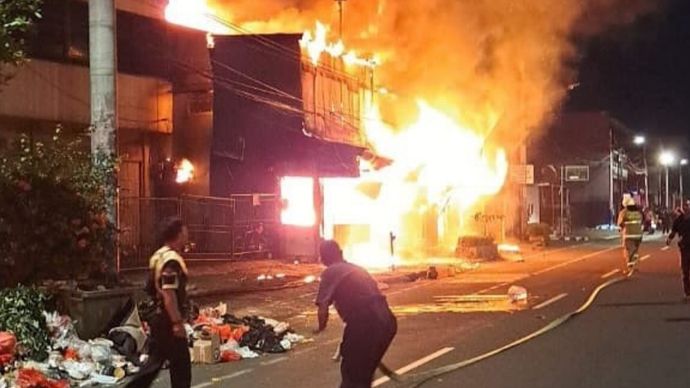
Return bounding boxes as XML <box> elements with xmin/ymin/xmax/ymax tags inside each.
<box><xmin>609</xmin><ymin>127</ymin><xmax>615</xmax><ymax>225</ymax></box>
<box><xmin>89</xmin><ymin>0</ymin><xmax>118</xmax><ymax>269</ymax></box>
<box><xmin>559</xmin><ymin>165</ymin><xmax>565</xmax><ymax>237</ymax></box>
<box><xmin>335</xmin><ymin>0</ymin><xmax>346</xmax><ymax>39</ymax></box>
<box><xmin>634</xmin><ymin>134</ymin><xmax>649</xmax><ymax>208</ymax></box>
<box><xmin>665</xmin><ymin>165</ymin><xmax>670</xmax><ymax>208</ymax></box>
<box><xmin>680</xmin><ymin>159</ymin><xmax>688</xmax><ymax>202</ymax></box>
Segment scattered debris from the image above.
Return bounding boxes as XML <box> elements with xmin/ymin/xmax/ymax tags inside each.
<box><xmin>508</xmin><ymin>285</ymin><xmax>528</xmax><ymax>303</ymax></box>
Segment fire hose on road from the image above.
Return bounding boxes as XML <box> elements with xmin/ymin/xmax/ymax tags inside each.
<box><xmin>378</xmin><ymin>274</ymin><xmax>630</xmax><ymax>387</ymax></box>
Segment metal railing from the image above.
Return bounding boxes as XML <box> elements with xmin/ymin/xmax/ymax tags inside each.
<box><xmin>118</xmin><ymin>194</ymin><xmax>279</xmax><ymax>270</ymax></box>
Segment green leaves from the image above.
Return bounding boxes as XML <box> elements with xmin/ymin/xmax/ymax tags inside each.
<box><xmin>0</xmin><ymin>0</ymin><xmax>42</xmax><ymax>83</ymax></box>
<box><xmin>0</xmin><ymin>286</ymin><xmax>50</xmax><ymax>361</ymax></box>
<box><xmin>0</xmin><ymin>129</ymin><xmax>117</xmax><ymax>287</ymax></box>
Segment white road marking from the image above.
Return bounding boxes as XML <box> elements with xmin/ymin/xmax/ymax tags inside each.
<box><xmin>522</xmin><ymin>243</ymin><xmax>589</xmax><ymax>259</ymax></box>
<box><xmin>261</xmin><ymin>356</ymin><xmax>289</xmax><ymax>366</ymax></box>
<box><xmin>531</xmin><ymin>246</ymin><xmax>618</xmax><ymax>276</ymax></box>
<box><xmin>532</xmin><ymin>293</ymin><xmax>568</xmax><ymax>310</ymax></box>
<box><xmin>474</xmin><ymin>246</ymin><xmax>618</xmax><ymax>295</ymax></box>
<box><xmin>640</xmin><ymin>254</ymin><xmax>652</xmax><ymax>262</ymax></box>
<box><xmin>476</xmin><ymin>282</ymin><xmax>510</xmax><ymax>294</ymax></box>
<box><xmin>601</xmin><ymin>269</ymin><xmax>620</xmax><ymax>279</ymax></box>
<box><xmin>372</xmin><ymin>347</ymin><xmax>455</xmax><ymax>387</ymax></box>
<box><xmin>661</xmin><ymin>246</ymin><xmax>670</xmax><ymax>251</ymax></box>
<box><xmin>191</xmin><ymin>369</ymin><xmax>253</xmax><ymax>388</ymax></box>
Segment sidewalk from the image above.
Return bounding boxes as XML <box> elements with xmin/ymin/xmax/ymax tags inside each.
<box><xmin>121</xmin><ymin>259</ymin><xmax>450</xmax><ymax>298</ymax></box>
<box><xmin>120</xmin><ymin>240</ymin><xmax>586</xmax><ymax>299</ymax></box>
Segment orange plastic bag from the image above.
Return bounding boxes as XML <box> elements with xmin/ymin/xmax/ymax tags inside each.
<box><xmin>220</xmin><ymin>350</ymin><xmax>241</xmax><ymax>362</ymax></box>
<box><xmin>16</xmin><ymin>368</ymin><xmax>69</xmax><ymax>388</ymax></box>
<box><xmin>0</xmin><ymin>332</ymin><xmax>16</xmax><ymax>354</ymax></box>
<box><xmin>0</xmin><ymin>353</ymin><xmax>13</xmax><ymax>367</ymax></box>
<box><xmin>207</xmin><ymin>325</ymin><xmax>248</xmax><ymax>343</ymax></box>
<box><xmin>63</xmin><ymin>347</ymin><xmax>79</xmax><ymax>360</ymax></box>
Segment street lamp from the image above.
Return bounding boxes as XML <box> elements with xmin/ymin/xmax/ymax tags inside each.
<box><xmin>659</xmin><ymin>151</ymin><xmax>675</xmax><ymax>208</ymax></box>
<box><xmin>633</xmin><ymin>135</ymin><xmax>648</xmax><ymax>208</ymax></box>
<box><xmin>681</xmin><ymin>158</ymin><xmax>688</xmax><ymax>203</ymax></box>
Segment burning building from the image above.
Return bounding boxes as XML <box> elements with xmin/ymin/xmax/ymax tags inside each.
<box><xmin>209</xmin><ymin>30</ymin><xmax>373</xmax><ymax>258</ymax></box>
<box><xmin>163</xmin><ymin>0</ymin><xmax>657</xmax><ymax>266</ymax></box>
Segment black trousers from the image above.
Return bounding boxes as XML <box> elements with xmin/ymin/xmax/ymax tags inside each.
<box><xmin>126</xmin><ymin>316</ymin><xmax>191</xmax><ymax>388</ymax></box>
<box><xmin>680</xmin><ymin>246</ymin><xmax>690</xmax><ymax>296</ymax></box>
<box><xmin>340</xmin><ymin>306</ymin><xmax>397</xmax><ymax>388</ymax></box>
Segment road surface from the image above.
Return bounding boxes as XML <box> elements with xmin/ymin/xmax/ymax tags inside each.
<box><xmin>150</xmin><ymin>236</ymin><xmax>689</xmax><ymax>388</ymax></box>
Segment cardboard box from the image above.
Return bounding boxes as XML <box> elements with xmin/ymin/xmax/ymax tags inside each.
<box><xmin>192</xmin><ymin>332</ymin><xmax>220</xmax><ymax>364</ymax></box>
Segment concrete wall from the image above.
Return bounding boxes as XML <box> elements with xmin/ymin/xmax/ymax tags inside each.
<box><xmin>0</xmin><ymin>60</ymin><xmax>172</xmax><ymax>132</ymax></box>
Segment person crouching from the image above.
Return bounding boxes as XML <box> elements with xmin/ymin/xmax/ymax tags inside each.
<box><xmin>314</xmin><ymin>240</ymin><xmax>397</xmax><ymax>388</ymax></box>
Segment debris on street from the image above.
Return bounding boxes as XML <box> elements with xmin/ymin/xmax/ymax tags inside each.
<box><xmin>0</xmin><ymin>285</ymin><xmax>307</xmax><ymax>387</ymax></box>
<box><xmin>189</xmin><ymin>302</ymin><xmax>306</xmax><ymax>364</ymax></box>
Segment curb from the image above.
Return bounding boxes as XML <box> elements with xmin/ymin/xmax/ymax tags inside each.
<box><xmin>549</xmin><ymin>235</ymin><xmax>591</xmax><ymax>242</ymax></box>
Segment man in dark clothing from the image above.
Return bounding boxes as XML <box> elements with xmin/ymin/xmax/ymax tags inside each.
<box><xmin>667</xmin><ymin>200</ymin><xmax>690</xmax><ymax>298</ymax></box>
<box><xmin>315</xmin><ymin>240</ymin><xmax>397</xmax><ymax>388</ymax></box>
<box><xmin>127</xmin><ymin>218</ymin><xmax>191</xmax><ymax>388</ymax></box>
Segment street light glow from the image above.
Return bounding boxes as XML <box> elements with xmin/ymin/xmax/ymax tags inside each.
<box><xmin>659</xmin><ymin>151</ymin><xmax>675</xmax><ymax>166</ymax></box>
<box><xmin>634</xmin><ymin>135</ymin><xmax>645</xmax><ymax>145</ymax></box>
<box><xmin>681</xmin><ymin>158</ymin><xmax>689</xmax><ymax>166</ymax></box>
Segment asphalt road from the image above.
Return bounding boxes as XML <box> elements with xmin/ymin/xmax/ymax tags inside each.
<box><xmin>150</xmin><ymin>236</ymin><xmax>689</xmax><ymax>388</ymax></box>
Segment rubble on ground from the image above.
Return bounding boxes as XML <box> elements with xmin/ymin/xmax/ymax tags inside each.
<box><xmin>0</xmin><ymin>288</ymin><xmax>306</xmax><ymax>387</ymax></box>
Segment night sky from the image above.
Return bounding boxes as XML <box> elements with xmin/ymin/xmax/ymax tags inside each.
<box><xmin>567</xmin><ymin>0</ymin><xmax>690</xmax><ymax>143</ymax></box>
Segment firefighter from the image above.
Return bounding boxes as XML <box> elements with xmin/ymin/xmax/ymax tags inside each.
<box><xmin>127</xmin><ymin>218</ymin><xmax>191</xmax><ymax>388</ymax></box>
<box><xmin>667</xmin><ymin>199</ymin><xmax>690</xmax><ymax>298</ymax></box>
<box><xmin>617</xmin><ymin>196</ymin><xmax>644</xmax><ymax>275</ymax></box>
<box><xmin>314</xmin><ymin>240</ymin><xmax>397</xmax><ymax>388</ymax></box>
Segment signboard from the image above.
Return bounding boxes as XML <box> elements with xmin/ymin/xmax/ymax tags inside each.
<box><xmin>510</xmin><ymin>164</ymin><xmax>534</xmax><ymax>185</ymax></box>
<box><xmin>565</xmin><ymin>165</ymin><xmax>590</xmax><ymax>182</ymax></box>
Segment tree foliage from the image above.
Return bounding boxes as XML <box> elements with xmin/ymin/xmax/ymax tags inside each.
<box><xmin>0</xmin><ymin>128</ymin><xmax>117</xmax><ymax>288</ymax></box>
<box><xmin>0</xmin><ymin>0</ymin><xmax>42</xmax><ymax>83</ymax></box>
<box><xmin>0</xmin><ymin>286</ymin><xmax>50</xmax><ymax>361</ymax></box>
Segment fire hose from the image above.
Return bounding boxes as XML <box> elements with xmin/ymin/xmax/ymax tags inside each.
<box><xmin>377</xmin><ymin>274</ymin><xmax>629</xmax><ymax>387</ymax></box>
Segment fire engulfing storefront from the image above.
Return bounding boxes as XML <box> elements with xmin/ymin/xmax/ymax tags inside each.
<box><xmin>210</xmin><ymin>28</ymin><xmax>513</xmax><ymax>264</ymax></box>
<box><xmin>210</xmin><ymin>32</ymin><xmax>372</xmax><ymax>259</ymax></box>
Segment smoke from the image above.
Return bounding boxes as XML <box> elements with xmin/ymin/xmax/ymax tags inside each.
<box><xmin>210</xmin><ymin>0</ymin><xmax>660</xmax><ymax>144</ymax></box>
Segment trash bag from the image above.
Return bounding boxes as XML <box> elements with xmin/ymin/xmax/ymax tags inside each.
<box><xmin>0</xmin><ymin>332</ymin><xmax>16</xmax><ymax>369</ymax></box>
<box><xmin>16</xmin><ymin>368</ymin><xmax>69</xmax><ymax>388</ymax></box>
<box><xmin>239</xmin><ymin>328</ymin><xmax>285</xmax><ymax>353</ymax></box>
<box><xmin>108</xmin><ymin>299</ymin><xmax>147</xmax><ymax>363</ymax></box>
<box><xmin>107</xmin><ymin>331</ymin><xmax>138</xmax><ymax>363</ymax></box>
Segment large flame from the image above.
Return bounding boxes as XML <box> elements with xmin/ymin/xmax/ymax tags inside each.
<box><xmin>164</xmin><ymin>0</ymin><xmax>655</xmax><ymax>267</ymax></box>
<box><xmin>299</xmin><ymin>22</ymin><xmax>374</xmax><ymax>67</ymax></box>
<box><xmin>165</xmin><ymin>0</ymin><xmax>229</xmax><ymax>34</ymax></box>
<box><xmin>322</xmin><ymin>100</ymin><xmax>507</xmax><ymax>267</ymax></box>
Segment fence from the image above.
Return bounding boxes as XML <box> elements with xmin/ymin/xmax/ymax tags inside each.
<box><xmin>119</xmin><ymin>194</ymin><xmax>279</xmax><ymax>270</ymax></box>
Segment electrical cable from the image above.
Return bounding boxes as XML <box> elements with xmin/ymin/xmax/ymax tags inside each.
<box><xmin>377</xmin><ymin>274</ymin><xmax>629</xmax><ymax>387</ymax></box>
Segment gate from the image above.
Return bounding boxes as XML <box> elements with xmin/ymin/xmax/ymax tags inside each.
<box><xmin>118</xmin><ymin>194</ymin><xmax>279</xmax><ymax>270</ymax></box>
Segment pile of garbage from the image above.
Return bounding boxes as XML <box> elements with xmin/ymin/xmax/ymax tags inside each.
<box><xmin>0</xmin><ymin>287</ymin><xmax>307</xmax><ymax>387</ymax></box>
<box><xmin>189</xmin><ymin>303</ymin><xmax>305</xmax><ymax>364</ymax></box>
<box><xmin>0</xmin><ymin>309</ymin><xmax>146</xmax><ymax>387</ymax></box>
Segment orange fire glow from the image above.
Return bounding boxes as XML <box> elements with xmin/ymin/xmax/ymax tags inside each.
<box><xmin>175</xmin><ymin>159</ymin><xmax>195</xmax><ymax>184</ymax></box>
<box><xmin>165</xmin><ymin>0</ymin><xmax>229</xmax><ymax>34</ymax></box>
<box><xmin>322</xmin><ymin>99</ymin><xmax>507</xmax><ymax>266</ymax></box>
<box><xmin>299</xmin><ymin>22</ymin><xmax>374</xmax><ymax>67</ymax></box>
<box><xmin>280</xmin><ymin>177</ymin><xmax>316</xmax><ymax>227</ymax></box>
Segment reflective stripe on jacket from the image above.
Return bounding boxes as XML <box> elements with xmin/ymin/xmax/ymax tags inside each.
<box><xmin>618</xmin><ymin>209</ymin><xmax>643</xmax><ymax>239</ymax></box>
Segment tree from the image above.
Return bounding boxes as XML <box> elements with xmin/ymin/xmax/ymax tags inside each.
<box><xmin>0</xmin><ymin>0</ymin><xmax>42</xmax><ymax>84</ymax></box>
<box><xmin>0</xmin><ymin>128</ymin><xmax>117</xmax><ymax>288</ymax></box>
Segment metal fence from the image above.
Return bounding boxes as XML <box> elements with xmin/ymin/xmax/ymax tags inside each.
<box><xmin>119</xmin><ymin>194</ymin><xmax>279</xmax><ymax>270</ymax></box>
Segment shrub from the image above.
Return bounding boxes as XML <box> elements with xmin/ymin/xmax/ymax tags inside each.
<box><xmin>0</xmin><ymin>128</ymin><xmax>116</xmax><ymax>287</ymax></box>
<box><xmin>0</xmin><ymin>286</ymin><xmax>50</xmax><ymax>360</ymax></box>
